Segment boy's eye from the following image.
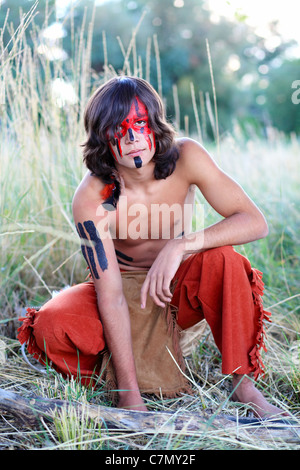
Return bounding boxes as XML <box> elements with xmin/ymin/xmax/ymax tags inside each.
<box><xmin>135</xmin><ymin>119</ymin><xmax>147</xmax><ymax>126</ymax></box>
<box><xmin>114</xmin><ymin>117</ymin><xmax>148</xmax><ymax>135</ymax></box>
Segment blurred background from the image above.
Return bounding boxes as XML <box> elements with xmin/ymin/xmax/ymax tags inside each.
<box><xmin>0</xmin><ymin>1</ymin><xmax>299</xmax><ymax>334</ymax></box>
<box><xmin>0</xmin><ymin>3</ymin><xmax>299</xmax><ymax>444</ymax></box>
<box><xmin>1</xmin><ymin>0</ymin><xmax>299</xmax><ymax>137</ymax></box>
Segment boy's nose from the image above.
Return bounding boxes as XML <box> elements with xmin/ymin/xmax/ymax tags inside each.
<box><xmin>127</xmin><ymin>128</ymin><xmax>135</xmax><ymax>142</ymax></box>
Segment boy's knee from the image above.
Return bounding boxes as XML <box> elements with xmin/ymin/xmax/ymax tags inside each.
<box><xmin>201</xmin><ymin>245</ymin><xmax>250</xmax><ymax>271</ymax></box>
<box><xmin>203</xmin><ymin>245</ymin><xmax>235</xmax><ymax>259</ymax></box>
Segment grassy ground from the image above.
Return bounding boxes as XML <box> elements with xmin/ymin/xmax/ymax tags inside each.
<box><xmin>0</xmin><ymin>7</ymin><xmax>299</xmax><ymax>450</ymax></box>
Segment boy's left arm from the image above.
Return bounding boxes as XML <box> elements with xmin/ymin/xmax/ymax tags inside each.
<box><xmin>141</xmin><ymin>138</ymin><xmax>268</xmax><ymax>308</ymax></box>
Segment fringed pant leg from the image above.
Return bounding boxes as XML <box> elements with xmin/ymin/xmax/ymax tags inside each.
<box><xmin>171</xmin><ymin>246</ymin><xmax>271</xmax><ymax>380</ymax></box>
<box><xmin>18</xmin><ymin>282</ymin><xmax>105</xmax><ymax>385</ymax></box>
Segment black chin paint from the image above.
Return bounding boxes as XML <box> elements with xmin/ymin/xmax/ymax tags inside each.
<box><xmin>133</xmin><ymin>156</ymin><xmax>142</xmax><ymax>168</ymax></box>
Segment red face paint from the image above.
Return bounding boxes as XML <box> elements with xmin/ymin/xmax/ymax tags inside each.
<box><xmin>108</xmin><ymin>96</ymin><xmax>155</xmax><ymax>162</ymax></box>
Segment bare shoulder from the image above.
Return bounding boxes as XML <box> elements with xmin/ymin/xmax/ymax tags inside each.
<box><xmin>72</xmin><ymin>171</ymin><xmax>123</xmax><ymax>293</ymax></box>
<box><xmin>72</xmin><ymin>171</ymin><xmax>105</xmax><ymax>216</ymax></box>
<box><xmin>176</xmin><ymin>137</ymin><xmax>220</xmax><ymax>185</ymax></box>
<box><xmin>177</xmin><ymin>137</ymin><xmax>210</xmax><ymax>157</ymax></box>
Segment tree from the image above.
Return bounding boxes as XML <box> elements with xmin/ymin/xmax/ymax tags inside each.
<box><xmin>2</xmin><ymin>0</ymin><xmax>298</xmax><ymax>136</ymax></box>
<box><xmin>264</xmin><ymin>59</ymin><xmax>300</xmax><ymax>134</ymax></box>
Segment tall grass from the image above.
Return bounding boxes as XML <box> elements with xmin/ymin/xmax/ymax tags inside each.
<box><xmin>0</xmin><ymin>6</ymin><xmax>299</xmax><ymax>450</ymax></box>
<box><xmin>1</xmin><ymin>4</ymin><xmax>90</xmax><ymax>324</ymax></box>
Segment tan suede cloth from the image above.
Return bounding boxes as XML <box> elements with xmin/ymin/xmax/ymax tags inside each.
<box><xmin>102</xmin><ymin>271</ymin><xmax>193</xmax><ymax>399</ymax></box>
<box><xmin>18</xmin><ymin>271</ymin><xmax>205</xmax><ymax>399</ymax></box>
<box><xmin>18</xmin><ymin>246</ymin><xmax>271</xmax><ymax>399</ymax></box>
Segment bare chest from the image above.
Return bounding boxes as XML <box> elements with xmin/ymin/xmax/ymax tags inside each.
<box><xmin>108</xmin><ymin>180</ymin><xmax>195</xmax><ymax>243</ymax></box>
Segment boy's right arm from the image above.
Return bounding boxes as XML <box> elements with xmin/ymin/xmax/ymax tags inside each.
<box><xmin>72</xmin><ymin>182</ymin><xmax>146</xmax><ymax>410</ymax></box>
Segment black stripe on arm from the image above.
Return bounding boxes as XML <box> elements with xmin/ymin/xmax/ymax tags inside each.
<box><xmin>76</xmin><ymin>220</ymin><xmax>109</xmax><ymax>279</ymax></box>
<box><xmin>76</xmin><ymin>222</ymin><xmax>99</xmax><ymax>279</ymax></box>
<box><xmin>83</xmin><ymin>220</ymin><xmax>108</xmax><ymax>272</ymax></box>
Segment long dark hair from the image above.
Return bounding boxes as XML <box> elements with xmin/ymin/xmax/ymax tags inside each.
<box><xmin>82</xmin><ymin>76</ymin><xmax>179</xmax><ymax>202</ymax></box>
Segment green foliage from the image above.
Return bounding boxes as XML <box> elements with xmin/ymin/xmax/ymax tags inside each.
<box><xmin>0</xmin><ymin>2</ymin><xmax>299</xmax><ymax>450</ymax></box>
<box><xmin>1</xmin><ymin>0</ymin><xmax>298</xmax><ymax>136</ymax></box>
<box><xmin>264</xmin><ymin>59</ymin><xmax>300</xmax><ymax>133</ymax></box>
<box><xmin>0</xmin><ymin>0</ymin><xmax>299</xmax><ymax>325</ymax></box>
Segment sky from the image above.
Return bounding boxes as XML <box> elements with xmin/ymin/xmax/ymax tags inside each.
<box><xmin>55</xmin><ymin>0</ymin><xmax>300</xmax><ymax>48</ymax></box>
<box><xmin>207</xmin><ymin>0</ymin><xmax>300</xmax><ymax>45</ymax></box>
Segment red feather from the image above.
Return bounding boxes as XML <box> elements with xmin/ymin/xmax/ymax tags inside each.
<box><xmin>101</xmin><ymin>183</ymin><xmax>115</xmax><ymax>200</ymax></box>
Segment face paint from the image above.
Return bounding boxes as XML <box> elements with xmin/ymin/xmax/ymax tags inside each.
<box><xmin>108</xmin><ymin>96</ymin><xmax>155</xmax><ymax>163</ymax></box>
<box><xmin>133</xmin><ymin>156</ymin><xmax>142</xmax><ymax>168</ymax></box>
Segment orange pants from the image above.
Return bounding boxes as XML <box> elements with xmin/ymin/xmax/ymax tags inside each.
<box><xmin>17</xmin><ymin>246</ymin><xmax>271</xmax><ymax>383</ymax></box>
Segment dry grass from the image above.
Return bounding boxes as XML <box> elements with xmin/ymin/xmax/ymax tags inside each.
<box><xmin>0</xmin><ymin>320</ymin><xmax>299</xmax><ymax>450</ymax></box>
<box><xmin>0</xmin><ymin>5</ymin><xmax>299</xmax><ymax>450</ymax></box>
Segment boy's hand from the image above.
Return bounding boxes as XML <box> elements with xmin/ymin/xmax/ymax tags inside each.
<box><xmin>118</xmin><ymin>390</ymin><xmax>148</xmax><ymax>412</ymax></box>
<box><xmin>140</xmin><ymin>238</ymin><xmax>185</xmax><ymax>309</ymax></box>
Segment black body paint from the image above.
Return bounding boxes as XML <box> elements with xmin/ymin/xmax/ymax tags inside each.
<box><xmin>115</xmin><ymin>250</ymin><xmax>134</xmax><ymax>266</ymax></box>
<box><xmin>84</xmin><ymin>221</ymin><xmax>108</xmax><ymax>272</ymax></box>
<box><xmin>128</xmin><ymin>128</ymin><xmax>135</xmax><ymax>141</ymax></box>
<box><xmin>116</xmin><ymin>140</ymin><xmax>122</xmax><ymax>157</ymax></box>
<box><xmin>116</xmin><ymin>259</ymin><xmax>132</xmax><ymax>266</ymax></box>
<box><xmin>102</xmin><ymin>194</ymin><xmax>117</xmax><ymax>211</ymax></box>
<box><xmin>133</xmin><ymin>156</ymin><xmax>142</xmax><ymax>168</ymax></box>
<box><xmin>115</xmin><ymin>250</ymin><xmax>134</xmax><ymax>262</ymax></box>
<box><xmin>176</xmin><ymin>230</ymin><xmax>185</xmax><ymax>238</ymax></box>
<box><xmin>77</xmin><ymin>222</ymin><xmax>98</xmax><ymax>278</ymax></box>
<box><xmin>76</xmin><ymin>221</ymin><xmax>108</xmax><ymax>279</ymax></box>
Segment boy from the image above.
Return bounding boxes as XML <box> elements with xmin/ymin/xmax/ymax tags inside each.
<box><xmin>18</xmin><ymin>76</ymin><xmax>285</xmax><ymax>417</ymax></box>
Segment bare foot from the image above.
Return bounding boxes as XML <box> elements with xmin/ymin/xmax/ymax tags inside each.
<box><xmin>232</xmin><ymin>374</ymin><xmax>289</xmax><ymax>419</ymax></box>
